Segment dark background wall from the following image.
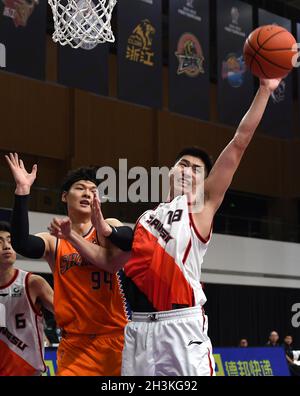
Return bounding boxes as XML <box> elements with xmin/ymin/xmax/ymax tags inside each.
<box><xmin>205</xmin><ymin>283</ymin><xmax>300</xmax><ymax>348</ymax></box>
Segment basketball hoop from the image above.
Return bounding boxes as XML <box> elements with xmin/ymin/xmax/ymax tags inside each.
<box><xmin>48</xmin><ymin>0</ymin><xmax>117</xmax><ymax>49</ymax></box>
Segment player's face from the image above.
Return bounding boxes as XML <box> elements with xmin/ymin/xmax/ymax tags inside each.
<box><xmin>62</xmin><ymin>180</ymin><xmax>98</xmax><ymax>216</ymax></box>
<box><xmin>0</xmin><ymin>231</ymin><xmax>16</xmax><ymax>267</ymax></box>
<box><xmin>171</xmin><ymin>155</ymin><xmax>205</xmax><ymax>196</ymax></box>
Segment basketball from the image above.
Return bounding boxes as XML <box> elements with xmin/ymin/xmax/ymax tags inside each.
<box><xmin>243</xmin><ymin>25</ymin><xmax>297</xmax><ymax>79</ymax></box>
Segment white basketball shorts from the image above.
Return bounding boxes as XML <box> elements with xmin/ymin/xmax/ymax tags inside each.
<box><xmin>121</xmin><ymin>306</ymin><xmax>215</xmax><ymax>376</ymax></box>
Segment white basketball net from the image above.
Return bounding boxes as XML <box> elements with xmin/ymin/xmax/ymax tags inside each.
<box><xmin>48</xmin><ymin>0</ymin><xmax>117</xmax><ymax>49</ymax></box>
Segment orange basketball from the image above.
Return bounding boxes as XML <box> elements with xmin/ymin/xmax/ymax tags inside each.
<box><xmin>243</xmin><ymin>25</ymin><xmax>297</xmax><ymax>79</ymax></box>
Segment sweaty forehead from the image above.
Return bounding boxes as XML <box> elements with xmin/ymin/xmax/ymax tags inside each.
<box><xmin>179</xmin><ymin>155</ymin><xmax>205</xmax><ymax>168</ymax></box>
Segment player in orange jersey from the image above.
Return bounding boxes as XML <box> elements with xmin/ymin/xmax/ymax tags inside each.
<box><xmin>6</xmin><ymin>153</ymin><xmax>132</xmax><ymax>376</ymax></box>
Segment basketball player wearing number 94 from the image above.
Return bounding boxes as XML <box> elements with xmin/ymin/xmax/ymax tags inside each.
<box><xmin>5</xmin><ymin>157</ymin><xmax>132</xmax><ymax>376</ymax></box>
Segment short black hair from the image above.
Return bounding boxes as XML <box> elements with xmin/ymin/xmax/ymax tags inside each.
<box><xmin>61</xmin><ymin>167</ymin><xmax>99</xmax><ymax>193</ymax></box>
<box><xmin>175</xmin><ymin>147</ymin><xmax>213</xmax><ymax>177</ymax></box>
<box><xmin>0</xmin><ymin>221</ymin><xmax>11</xmax><ymax>233</ymax></box>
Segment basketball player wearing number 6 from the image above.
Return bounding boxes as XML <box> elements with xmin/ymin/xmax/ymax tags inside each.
<box><xmin>0</xmin><ymin>221</ymin><xmax>53</xmax><ymax>376</ymax></box>
<box><xmin>5</xmin><ymin>157</ymin><xmax>133</xmax><ymax>376</ymax></box>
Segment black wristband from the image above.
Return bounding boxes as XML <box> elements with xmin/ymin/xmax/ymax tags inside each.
<box><xmin>107</xmin><ymin>226</ymin><xmax>133</xmax><ymax>252</ymax></box>
<box><xmin>11</xmin><ymin>194</ymin><xmax>45</xmax><ymax>259</ymax></box>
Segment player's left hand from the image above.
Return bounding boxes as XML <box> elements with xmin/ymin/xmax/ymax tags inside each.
<box><xmin>91</xmin><ymin>192</ymin><xmax>112</xmax><ymax>238</ymax></box>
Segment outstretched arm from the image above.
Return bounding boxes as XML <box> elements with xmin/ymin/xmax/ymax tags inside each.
<box><xmin>5</xmin><ymin>153</ymin><xmax>53</xmax><ymax>260</ymax></box>
<box><xmin>204</xmin><ymin>78</ymin><xmax>281</xmax><ymax>213</ymax></box>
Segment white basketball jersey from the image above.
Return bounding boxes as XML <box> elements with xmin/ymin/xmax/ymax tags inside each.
<box><xmin>124</xmin><ymin>194</ymin><xmax>211</xmax><ymax>311</ymax></box>
<box><xmin>0</xmin><ymin>269</ymin><xmax>46</xmax><ymax>374</ymax></box>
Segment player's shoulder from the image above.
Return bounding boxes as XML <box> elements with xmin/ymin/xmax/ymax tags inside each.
<box><xmin>27</xmin><ymin>273</ymin><xmax>46</xmax><ymax>287</ymax></box>
<box><xmin>26</xmin><ymin>274</ymin><xmax>48</xmax><ymax>297</ymax></box>
<box><xmin>105</xmin><ymin>218</ymin><xmax>124</xmax><ymax>227</ymax></box>
<box><xmin>35</xmin><ymin>232</ymin><xmax>56</xmax><ymax>250</ymax></box>
<box><xmin>35</xmin><ymin>232</ymin><xmax>55</xmax><ymax>243</ymax></box>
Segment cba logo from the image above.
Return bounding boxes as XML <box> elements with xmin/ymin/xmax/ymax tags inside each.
<box><xmin>271</xmin><ymin>79</ymin><xmax>286</xmax><ymax>104</ymax></box>
<box><xmin>126</xmin><ymin>19</ymin><xmax>156</xmax><ymax>67</ymax></box>
<box><xmin>2</xmin><ymin>0</ymin><xmax>39</xmax><ymax>27</ymax></box>
<box><xmin>175</xmin><ymin>33</ymin><xmax>204</xmax><ymax>77</ymax></box>
<box><xmin>231</xmin><ymin>7</ymin><xmax>240</xmax><ymax>25</ymax></box>
<box><xmin>186</xmin><ymin>0</ymin><xmax>194</xmax><ymax>7</ymax></box>
<box><xmin>222</xmin><ymin>53</ymin><xmax>246</xmax><ymax>88</ymax></box>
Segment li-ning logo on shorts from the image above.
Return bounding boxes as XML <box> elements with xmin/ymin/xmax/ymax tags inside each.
<box><xmin>2</xmin><ymin>0</ymin><xmax>39</xmax><ymax>27</ymax></box>
<box><xmin>175</xmin><ymin>33</ymin><xmax>204</xmax><ymax>77</ymax></box>
<box><xmin>188</xmin><ymin>340</ymin><xmax>203</xmax><ymax>346</ymax></box>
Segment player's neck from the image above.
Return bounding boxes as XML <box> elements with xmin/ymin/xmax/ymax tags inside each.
<box><xmin>68</xmin><ymin>210</ymin><xmax>92</xmax><ymax>227</ymax></box>
<box><xmin>71</xmin><ymin>220</ymin><xmax>93</xmax><ymax>237</ymax></box>
<box><xmin>0</xmin><ymin>266</ymin><xmax>16</xmax><ymax>287</ymax></box>
<box><xmin>167</xmin><ymin>189</ymin><xmax>186</xmax><ymax>202</ymax></box>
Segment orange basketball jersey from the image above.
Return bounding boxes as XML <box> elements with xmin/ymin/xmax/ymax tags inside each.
<box><xmin>54</xmin><ymin>227</ymin><xmax>129</xmax><ymax>335</ymax></box>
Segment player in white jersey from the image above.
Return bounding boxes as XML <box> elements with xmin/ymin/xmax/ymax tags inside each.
<box><xmin>0</xmin><ymin>221</ymin><xmax>53</xmax><ymax>376</ymax></box>
<box><xmin>120</xmin><ymin>77</ymin><xmax>282</xmax><ymax>376</ymax></box>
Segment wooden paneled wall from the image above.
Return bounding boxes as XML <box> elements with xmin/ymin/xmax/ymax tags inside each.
<box><xmin>0</xmin><ymin>65</ymin><xmax>298</xmax><ymax>203</ymax></box>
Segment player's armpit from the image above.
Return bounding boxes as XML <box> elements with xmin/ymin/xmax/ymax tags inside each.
<box><xmin>106</xmin><ymin>246</ymin><xmax>132</xmax><ymax>273</ymax></box>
